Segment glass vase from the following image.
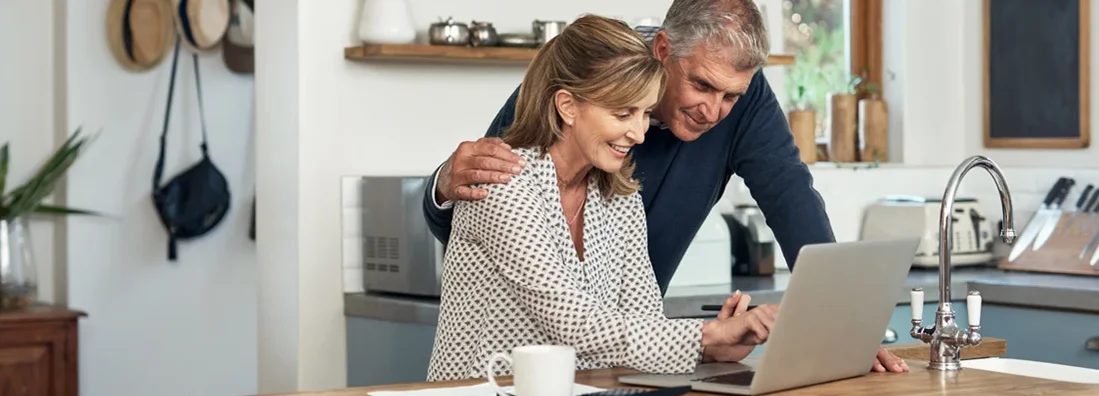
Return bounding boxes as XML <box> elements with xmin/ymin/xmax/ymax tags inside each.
<box><xmin>0</xmin><ymin>217</ymin><xmax>37</xmax><ymax>310</ymax></box>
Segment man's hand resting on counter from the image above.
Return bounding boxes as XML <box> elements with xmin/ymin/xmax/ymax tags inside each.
<box><xmin>435</xmin><ymin>137</ymin><xmax>525</xmax><ymax>205</ymax></box>
<box><xmin>873</xmin><ymin>347</ymin><xmax>909</xmax><ymax>373</ymax></box>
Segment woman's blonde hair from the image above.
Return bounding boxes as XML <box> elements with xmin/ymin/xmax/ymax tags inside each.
<box><xmin>502</xmin><ymin>14</ymin><xmax>667</xmax><ymax>199</ymax></box>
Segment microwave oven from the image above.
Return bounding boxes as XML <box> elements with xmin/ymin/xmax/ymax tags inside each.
<box><xmin>360</xmin><ymin>176</ymin><xmax>445</xmax><ymax>297</ymax></box>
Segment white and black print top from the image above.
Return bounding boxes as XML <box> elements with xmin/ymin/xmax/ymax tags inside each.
<box><xmin>426</xmin><ymin>147</ymin><xmax>706</xmax><ymax>382</ymax></box>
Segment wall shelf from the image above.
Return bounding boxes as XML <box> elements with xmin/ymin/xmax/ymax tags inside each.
<box><xmin>344</xmin><ymin>44</ymin><xmax>796</xmax><ymax>66</ymax></box>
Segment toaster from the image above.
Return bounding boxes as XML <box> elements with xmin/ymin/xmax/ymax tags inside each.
<box><xmin>860</xmin><ymin>195</ymin><xmax>994</xmax><ymax>267</ymax></box>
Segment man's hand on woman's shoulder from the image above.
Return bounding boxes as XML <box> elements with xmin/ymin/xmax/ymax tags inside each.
<box><xmin>436</xmin><ymin>137</ymin><xmax>526</xmax><ymax>204</ymax></box>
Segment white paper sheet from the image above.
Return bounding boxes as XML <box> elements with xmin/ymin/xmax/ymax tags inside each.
<box><xmin>368</xmin><ymin>381</ymin><xmax>605</xmax><ymax>396</ymax></box>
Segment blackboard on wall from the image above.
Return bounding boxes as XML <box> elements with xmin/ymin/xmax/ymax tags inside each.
<box><xmin>983</xmin><ymin>0</ymin><xmax>1091</xmax><ymax>149</ymax></box>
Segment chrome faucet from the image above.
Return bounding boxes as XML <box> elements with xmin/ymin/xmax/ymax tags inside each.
<box><xmin>910</xmin><ymin>155</ymin><xmax>1016</xmax><ymax>370</ymax></box>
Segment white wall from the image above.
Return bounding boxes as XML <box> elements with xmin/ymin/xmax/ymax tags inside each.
<box><xmin>960</xmin><ymin>0</ymin><xmax>1098</xmax><ymax>167</ymax></box>
<box><xmin>0</xmin><ymin>0</ymin><xmax>61</xmax><ymax>304</ymax></box>
<box><xmin>255</xmin><ymin>0</ymin><xmax>303</xmax><ymax>393</ymax></box>
<box><xmin>60</xmin><ymin>1</ymin><xmax>259</xmax><ymax>395</ymax></box>
<box><xmin>890</xmin><ymin>0</ymin><xmax>1098</xmax><ymax>168</ymax></box>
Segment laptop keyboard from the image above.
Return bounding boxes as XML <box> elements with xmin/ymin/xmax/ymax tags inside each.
<box><xmin>696</xmin><ymin>371</ymin><xmax>756</xmax><ymax>386</ymax></box>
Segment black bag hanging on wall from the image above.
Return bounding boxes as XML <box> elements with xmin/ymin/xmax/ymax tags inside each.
<box><xmin>152</xmin><ymin>38</ymin><xmax>231</xmax><ymax>261</ymax></box>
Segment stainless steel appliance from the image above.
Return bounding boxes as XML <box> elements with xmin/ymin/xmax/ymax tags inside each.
<box><xmin>532</xmin><ymin>20</ymin><xmax>566</xmax><ymax>44</ymax></box>
<box><xmin>860</xmin><ymin>195</ymin><xmax>994</xmax><ymax>268</ymax></box>
<box><xmin>360</xmin><ymin>176</ymin><xmax>444</xmax><ymax>297</ymax></box>
<box><xmin>722</xmin><ymin>205</ymin><xmax>777</xmax><ymax>276</ymax></box>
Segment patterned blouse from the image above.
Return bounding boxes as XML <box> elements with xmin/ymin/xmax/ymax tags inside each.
<box><xmin>426</xmin><ymin>147</ymin><xmax>706</xmax><ymax>382</ymax></box>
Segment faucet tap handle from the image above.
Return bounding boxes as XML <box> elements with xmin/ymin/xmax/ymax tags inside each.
<box><xmin>967</xmin><ymin>291</ymin><xmax>981</xmax><ymax>327</ymax></box>
<box><xmin>911</xmin><ymin>288</ymin><xmax>924</xmax><ymax>322</ymax></box>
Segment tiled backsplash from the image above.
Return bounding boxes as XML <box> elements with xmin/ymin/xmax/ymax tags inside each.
<box><xmin>341</xmin><ymin>166</ymin><xmax>1099</xmax><ymax>293</ymax></box>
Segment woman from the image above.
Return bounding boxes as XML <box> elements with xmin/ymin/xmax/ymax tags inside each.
<box><xmin>427</xmin><ymin>14</ymin><xmax>777</xmax><ymax>381</ymax></box>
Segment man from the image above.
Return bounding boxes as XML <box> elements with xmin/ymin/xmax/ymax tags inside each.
<box><xmin>421</xmin><ymin>0</ymin><xmax>908</xmax><ymax>374</ymax></box>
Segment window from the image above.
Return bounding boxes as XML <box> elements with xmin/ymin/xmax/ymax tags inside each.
<box><xmin>759</xmin><ymin>0</ymin><xmax>883</xmax><ymax>140</ymax></box>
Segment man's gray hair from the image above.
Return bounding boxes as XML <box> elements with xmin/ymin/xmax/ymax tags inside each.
<box><xmin>661</xmin><ymin>0</ymin><xmax>771</xmax><ymax>71</ymax></box>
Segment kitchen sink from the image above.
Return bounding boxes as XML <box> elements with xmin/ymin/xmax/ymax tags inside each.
<box><xmin>960</xmin><ymin>357</ymin><xmax>1099</xmax><ymax>384</ymax></box>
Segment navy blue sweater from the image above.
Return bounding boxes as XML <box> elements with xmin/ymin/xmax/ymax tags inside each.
<box><xmin>422</xmin><ymin>69</ymin><xmax>836</xmax><ymax>295</ymax></box>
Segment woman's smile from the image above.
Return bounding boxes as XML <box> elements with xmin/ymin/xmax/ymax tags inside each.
<box><xmin>608</xmin><ymin>143</ymin><xmax>631</xmax><ymax>159</ymax></box>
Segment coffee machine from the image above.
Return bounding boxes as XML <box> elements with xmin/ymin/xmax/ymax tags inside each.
<box><xmin>359</xmin><ymin>176</ymin><xmax>445</xmax><ymax>297</ymax></box>
<box><xmin>723</xmin><ymin>205</ymin><xmax>777</xmax><ymax>276</ymax></box>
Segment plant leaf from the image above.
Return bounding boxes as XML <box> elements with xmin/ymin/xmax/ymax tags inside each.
<box><xmin>0</xmin><ymin>142</ymin><xmax>9</xmax><ymax>198</ymax></box>
<box><xmin>32</xmin><ymin>204</ymin><xmax>101</xmax><ymax>216</ymax></box>
<box><xmin>2</xmin><ymin>127</ymin><xmax>95</xmax><ymax>219</ymax></box>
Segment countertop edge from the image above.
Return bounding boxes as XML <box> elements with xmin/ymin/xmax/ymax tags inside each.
<box><xmin>345</xmin><ymin>270</ymin><xmax>1099</xmax><ymax>324</ymax></box>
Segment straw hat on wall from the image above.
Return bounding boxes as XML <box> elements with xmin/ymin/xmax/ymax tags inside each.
<box><xmin>171</xmin><ymin>0</ymin><xmax>231</xmax><ymax>52</ymax></box>
<box><xmin>107</xmin><ymin>0</ymin><xmax>177</xmax><ymax>71</ymax></box>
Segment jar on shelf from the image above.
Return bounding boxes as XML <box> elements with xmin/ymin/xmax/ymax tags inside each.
<box><xmin>357</xmin><ymin>0</ymin><xmax>417</xmax><ymax>44</ymax></box>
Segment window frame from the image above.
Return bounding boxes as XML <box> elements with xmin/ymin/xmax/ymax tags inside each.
<box><xmin>849</xmin><ymin>0</ymin><xmax>884</xmax><ymax>100</ymax></box>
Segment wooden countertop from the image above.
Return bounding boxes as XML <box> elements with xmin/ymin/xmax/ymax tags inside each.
<box><xmin>262</xmin><ymin>338</ymin><xmax>1099</xmax><ymax>396</ymax></box>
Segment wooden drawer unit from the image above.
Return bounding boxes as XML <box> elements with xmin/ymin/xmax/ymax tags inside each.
<box><xmin>0</xmin><ymin>305</ymin><xmax>85</xmax><ymax>396</ymax></box>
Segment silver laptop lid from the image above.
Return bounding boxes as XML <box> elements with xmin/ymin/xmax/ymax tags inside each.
<box><xmin>747</xmin><ymin>238</ymin><xmax>919</xmax><ymax>394</ymax></box>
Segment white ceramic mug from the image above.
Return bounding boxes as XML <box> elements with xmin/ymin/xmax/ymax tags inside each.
<box><xmin>485</xmin><ymin>345</ymin><xmax>577</xmax><ymax>396</ymax></box>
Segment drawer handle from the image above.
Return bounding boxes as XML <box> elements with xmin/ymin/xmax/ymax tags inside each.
<box><xmin>1087</xmin><ymin>337</ymin><xmax>1099</xmax><ymax>352</ymax></box>
<box><xmin>883</xmin><ymin>328</ymin><xmax>898</xmax><ymax>344</ymax></box>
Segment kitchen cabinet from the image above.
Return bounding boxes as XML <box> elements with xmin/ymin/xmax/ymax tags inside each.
<box><xmin>978</xmin><ymin>304</ymin><xmax>1099</xmax><ymax>370</ymax></box>
<box><xmin>0</xmin><ymin>305</ymin><xmax>85</xmax><ymax>396</ymax></box>
<box><xmin>347</xmin><ymin>316</ymin><xmax>436</xmax><ymax>387</ymax></box>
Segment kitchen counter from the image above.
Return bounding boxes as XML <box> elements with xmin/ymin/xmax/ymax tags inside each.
<box><xmin>344</xmin><ymin>267</ymin><xmax>1099</xmax><ymax>325</ymax></box>
<box><xmin>263</xmin><ymin>358</ymin><xmax>1099</xmax><ymax>396</ymax></box>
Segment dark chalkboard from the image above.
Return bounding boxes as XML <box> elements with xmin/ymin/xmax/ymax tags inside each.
<box><xmin>983</xmin><ymin>0</ymin><xmax>1090</xmax><ymax>149</ymax></box>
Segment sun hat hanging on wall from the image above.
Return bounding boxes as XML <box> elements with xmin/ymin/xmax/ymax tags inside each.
<box><xmin>222</xmin><ymin>0</ymin><xmax>254</xmax><ymax>74</ymax></box>
<box><xmin>107</xmin><ymin>0</ymin><xmax>177</xmax><ymax>71</ymax></box>
<box><xmin>171</xmin><ymin>0</ymin><xmax>231</xmax><ymax>52</ymax></box>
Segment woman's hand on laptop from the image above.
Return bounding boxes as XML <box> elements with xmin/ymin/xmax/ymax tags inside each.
<box><xmin>702</xmin><ymin>303</ymin><xmax>778</xmax><ymax>347</ymax></box>
<box><xmin>701</xmin><ymin>291</ymin><xmax>760</xmax><ymax>363</ymax></box>
<box><xmin>716</xmin><ymin>290</ymin><xmax>752</xmax><ymax>320</ymax></box>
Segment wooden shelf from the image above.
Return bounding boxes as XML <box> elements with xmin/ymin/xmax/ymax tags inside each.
<box><xmin>344</xmin><ymin>44</ymin><xmax>796</xmax><ymax>66</ymax></box>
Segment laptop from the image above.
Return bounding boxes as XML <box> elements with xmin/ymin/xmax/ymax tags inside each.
<box><xmin>618</xmin><ymin>238</ymin><xmax>920</xmax><ymax>395</ymax></box>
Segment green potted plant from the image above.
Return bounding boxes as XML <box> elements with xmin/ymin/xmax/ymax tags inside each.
<box><xmin>0</xmin><ymin>128</ymin><xmax>98</xmax><ymax>310</ymax></box>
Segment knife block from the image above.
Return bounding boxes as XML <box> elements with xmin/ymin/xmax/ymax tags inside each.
<box><xmin>997</xmin><ymin>213</ymin><xmax>1099</xmax><ymax>276</ymax></box>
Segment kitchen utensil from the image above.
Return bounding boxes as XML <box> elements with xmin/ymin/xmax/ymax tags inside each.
<box><xmin>532</xmin><ymin>19</ymin><xmax>567</xmax><ymax>44</ymax></box>
<box><xmin>1079</xmin><ymin>191</ymin><xmax>1099</xmax><ymax>262</ymax></box>
<box><xmin>1008</xmin><ymin>177</ymin><xmax>1068</xmax><ymax>261</ymax></box>
<box><xmin>1032</xmin><ymin>178</ymin><xmax>1076</xmax><ymax>251</ymax></box>
<box><xmin>469</xmin><ymin>20</ymin><xmax>499</xmax><ymax>47</ymax></box>
<box><xmin>1085</xmin><ymin>188</ymin><xmax>1099</xmax><ymax>232</ymax></box>
<box><xmin>1061</xmin><ymin>184</ymin><xmax>1094</xmax><ymax>231</ymax></box>
<box><xmin>1090</xmin><ymin>232</ymin><xmax>1099</xmax><ymax>266</ymax></box>
<box><xmin>498</xmin><ymin>33</ymin><xmax>538</xmax><ymax>47</ymax></box>
<box><xmin>429</xmin><ymin>17</ymin><xmax>469</xmax><ymax>46</ymax></box>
